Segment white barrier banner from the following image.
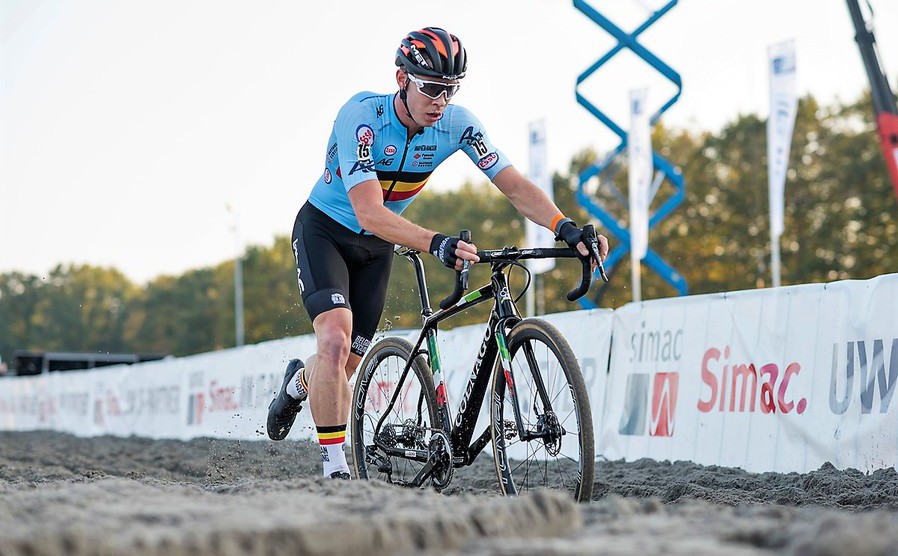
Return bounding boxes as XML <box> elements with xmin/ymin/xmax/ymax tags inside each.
<box><xmin>601</xmin><ymin>273</ymin><xmax>898</xmax><ymax>473</ymax></box>
<box><xmin>4</xmin><ymin>274</ymin><xmax>897</xmax><ymax>474</ymax></box>
<box><xmin>0</xmin><ymin>336</ymin><xmax>318</xmax><ymax>442</ymax></box>
<box><xmin>0</xmin><ymin>311</ymin><xmax>614</xmax><ymax>463</ymax></box>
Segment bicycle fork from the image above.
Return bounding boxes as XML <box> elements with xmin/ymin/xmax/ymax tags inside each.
<box><xmin>496</xmin><ymin>327</ymin><xmax>565</xmax><ymax>445</ymax></box>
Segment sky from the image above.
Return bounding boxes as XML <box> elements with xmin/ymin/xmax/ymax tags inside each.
<box><xmin>2</xmin><ymin>0</ymin><xmax>897</xmax><ymax>284</ymax></box>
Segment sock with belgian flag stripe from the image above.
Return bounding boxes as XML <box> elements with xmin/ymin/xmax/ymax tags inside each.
<box><xmin>317</xmin><ymin>424</ymin><xmax>349</xmax><ymax>477</ymax></box>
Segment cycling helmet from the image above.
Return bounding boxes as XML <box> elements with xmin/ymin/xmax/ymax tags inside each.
<box><xmin>395</xmin><ymin>27</ymin><xmax>467</xmax><ymax>80</ymax></box>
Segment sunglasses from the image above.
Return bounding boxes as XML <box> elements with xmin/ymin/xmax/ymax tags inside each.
<box><xmin>407</xmin><ymin>74</ymin><xmax>461</xmax><ymax>100</ymax></box>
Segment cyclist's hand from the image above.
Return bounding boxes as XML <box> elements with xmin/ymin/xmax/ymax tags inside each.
<box><xmin>430</xmin><ymin>233</ymin><xmax>479</xmax><ymax>270</ymax></box>
<box><xmin>556</xmin><ymin>219</ymin><xmax>607</xmax><ymax>271</ymax></box>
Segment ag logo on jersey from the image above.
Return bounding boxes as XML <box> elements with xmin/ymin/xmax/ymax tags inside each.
<box><xmin>460</xmin><ymin>126</ymin><xmax>489</xmax><ymax>157</ymax></box>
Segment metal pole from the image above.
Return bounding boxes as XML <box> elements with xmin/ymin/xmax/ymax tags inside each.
<box><xmin>771</xmin><ymin>234</ymin><xmax>781</xmax><ymax>287</ymax></box>
<box><xmin>227</xmin><ymin>203</ymin><xmax>245</xmax><ymax>347</ymax></box>
<box><xmin>235</xmin><ymin>253</ymin><xmax>244</xmax><ymax>346</ymax></box>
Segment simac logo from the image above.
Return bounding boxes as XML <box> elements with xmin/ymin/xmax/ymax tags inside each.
<box><xmin>618</xmin><ymin>372</ymin><xmax>679</xmax><ymax>437</ymax></box>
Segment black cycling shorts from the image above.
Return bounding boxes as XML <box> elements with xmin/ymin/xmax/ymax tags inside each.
<box><xmin>291</xmin><ymin>201</ymin><xmax>393</xmax><ymax>356</ymax></box>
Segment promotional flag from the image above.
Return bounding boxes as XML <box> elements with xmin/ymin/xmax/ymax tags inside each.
<box><xmin>767</xmin><ymin>40</ymin><xmax>798</xmax><ymax>239</ymax></box>
<box><xmin>628</xmin><ymin>89</ymin><xmax>652</xmax><ymax>261</ymax></box>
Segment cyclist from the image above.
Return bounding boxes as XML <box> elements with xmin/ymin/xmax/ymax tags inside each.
<box><xmin>267</xmin><ymin>27</ymin><xmax>609</xmax><ymax>479</ymax></box>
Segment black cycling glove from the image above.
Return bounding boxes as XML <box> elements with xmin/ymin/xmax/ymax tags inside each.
<box><xmin>554</xmin><ymin>218</ymin><xmax>586</xmax><ymax>254</ymax></box>
<box><xmin>430</xmin><ymin>233</ymin><xmax>461</xmax><ymax>269</ymax></box>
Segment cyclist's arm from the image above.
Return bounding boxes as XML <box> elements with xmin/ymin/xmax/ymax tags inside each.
<box><xmin>491</xmin><ymin>165</ymin><xmax>566</xmax><ymax>232</ymax></box>
<box><xmin>348</xmin><ymin>180</ymin><xmax>479</xmax><ymax>263</ymax></box>
<box><xmin>492</xmin><ymin>166</ymin><xmax>609</xmax><ymax>261</ymax></box>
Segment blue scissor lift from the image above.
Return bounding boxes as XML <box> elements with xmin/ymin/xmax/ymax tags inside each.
<box><xmin>573</xmin><ymin>0</ymin><xmax>688</xmax><ymax>307</ymax></box>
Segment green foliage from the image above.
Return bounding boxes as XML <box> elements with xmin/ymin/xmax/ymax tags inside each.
<box><xmin>0</xmin><ymin>265</ymin><xmax>140</xmax><ymax>360</ymax></box>
<box><xmin>2</xmin><ymin>92</ymin><xmax>896</xmax><ymax>361</ymax></box>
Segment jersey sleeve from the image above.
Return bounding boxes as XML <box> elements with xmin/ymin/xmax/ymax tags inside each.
<box><xmin>450</xmin><ymin>105</ymin><xmax>513</xmax><ymax>181</ymax></box>
<box><xmin>334</xmin><ymin>99</ymin><xmax>380</xmax><ymax>191</ymax></box>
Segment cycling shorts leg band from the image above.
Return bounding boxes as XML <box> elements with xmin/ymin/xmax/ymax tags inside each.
<box><xmin>303</xmin><ymin>288</ymin><xmax>351</xmax><ymax>324</ymax></box>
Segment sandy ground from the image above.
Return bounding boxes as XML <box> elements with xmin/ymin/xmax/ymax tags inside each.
<box><xmin>2</xmin><ymin>432</ymin><xmax>898</xmax><ymax>555</ymax></box>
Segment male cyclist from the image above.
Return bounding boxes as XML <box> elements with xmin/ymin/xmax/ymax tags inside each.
<box><xmin>267</xmin><ymin>27</ymin><xmax>609</xmax><ymax>479</ymax></box>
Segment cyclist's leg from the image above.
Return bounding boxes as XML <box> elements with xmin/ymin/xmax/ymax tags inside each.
<box><xmin>301</xmin><ymin>224</ymin><xmax>392</xmax><ymax>387</ymax></box>
<box><xmin>290</xmin><ymin>203</ymin><xmax>359</xmax><ymax>476</ymax></box>
<box><xmin>307</xmin><ymin>308</ymin><xmax>353</xmax><ymax>425</ymax></box>
<box><xmin>305</xmin><ymin>235</ymin><xmax>390</xmax><ymax>478</ymax></box>
<box><xmin>343</xmin><ymin>233</ymin><xmax>394</xmax><ymax>379</ymax></box>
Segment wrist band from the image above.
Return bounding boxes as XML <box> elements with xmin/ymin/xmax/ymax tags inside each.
<box><xmin>550</xmin><ymin>213</ymin><xmax>566</xmax><ymax>233</ymax></box>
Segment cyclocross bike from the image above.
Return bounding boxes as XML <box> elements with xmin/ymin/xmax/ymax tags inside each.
<box><xmin>350</xmin><ymin>227</ymin><xmax>608</xmax><ymax>501</ymax></box>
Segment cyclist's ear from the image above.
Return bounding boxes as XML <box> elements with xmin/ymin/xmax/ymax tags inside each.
<box><xmin>396</xmin><ymin>69</ymin><xmax>410</xmax><ymax>90</ymax></box>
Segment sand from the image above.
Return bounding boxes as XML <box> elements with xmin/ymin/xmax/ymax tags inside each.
<box><xmin>2</xmin><ymin>431</ymin><xmax>898</xmax><ymax>555</ymax></box>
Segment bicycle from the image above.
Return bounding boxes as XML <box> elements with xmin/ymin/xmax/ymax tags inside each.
<box><xmin>350</xmin><ymin>226</ymin><xmax>608</xmax><ymax>501</ymax></box>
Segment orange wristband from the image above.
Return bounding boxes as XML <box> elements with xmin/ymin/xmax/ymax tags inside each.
<box><xmin>550</xmin><ymin>213</ymin><xmax>566</xmax><ymax>233</ymax></box>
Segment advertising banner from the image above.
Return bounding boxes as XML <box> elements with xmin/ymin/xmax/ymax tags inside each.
<box><xmin>601</xmin><ymin>274</ymin><xmax>898</xmax><ymax>473</ymax></box>
<box><xmin>3</xmin><ymin>275</ymin><xmax>896</xmax><ymax>474</ymax></box>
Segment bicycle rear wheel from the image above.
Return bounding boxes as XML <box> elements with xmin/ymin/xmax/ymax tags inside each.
<box><xmin>490</xmin><ymin>318</ymin><xmax>595</xmax><ymax>501</ymax></box>
<box><xmin>350</xmin><ymin>337</ymin><xmax>439</xmax><ymax>486</ymax></box>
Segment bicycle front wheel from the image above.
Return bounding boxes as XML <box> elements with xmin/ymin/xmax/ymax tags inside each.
<box><xmin>350</xmin><ymin>337</ymin><xmax>439</xmax><ymax>486</ymax></box>
<box><xmin>490</xmin><ymin>318</ymin><xmax>595</xmax><ymax>501</ymax></box>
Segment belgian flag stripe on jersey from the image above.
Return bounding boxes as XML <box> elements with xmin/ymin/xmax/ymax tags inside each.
<box><xmin>378</xmin><ymin>169</ymin><xmax>434</xmax><ymax>202</ymax></box>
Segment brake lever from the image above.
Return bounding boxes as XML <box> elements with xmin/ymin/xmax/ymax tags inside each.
<box><xmin>582</xmin><ymin>224</ymin><xmax>609</xmax><ymax>282</ymax></box>
<box><xmin>438</xmin><ymin>229</ymin><xmax>472</xmax><ymax>310</ymax></box>
<box><xmin>459</xmin><ymin>230</ymin><xmax>471</xmax><ymax>290</ymax></box>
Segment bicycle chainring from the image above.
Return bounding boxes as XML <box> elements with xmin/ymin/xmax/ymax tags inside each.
<box><xmin>428</xmin><ymin>429</ymin><xmax>454</xmax><ymax>491</ymax></box>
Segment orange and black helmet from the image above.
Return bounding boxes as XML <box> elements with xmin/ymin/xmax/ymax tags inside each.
<box><xmin>395</xmin><ymin>27</ymin><xmax>467</xmax><ymax>80</ymax></box>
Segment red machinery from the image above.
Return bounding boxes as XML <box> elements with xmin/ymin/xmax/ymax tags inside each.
<box><xmin>847</xmin><ymin>0</ymin><xmax>898</xmax><ymax>203</ymax></box>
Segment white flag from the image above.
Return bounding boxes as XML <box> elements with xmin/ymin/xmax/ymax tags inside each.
<box><xmin>526</xmin><ymin>120</ymin><xmax>555</xmax><ymax>274</ymax></box>
<box><xmin>767</xmin><ymin>40</ymin><xmax>798</xmax><ymax>238</ymax></box>
<box><xmin>628</xmin><ymin>89</ymin><xmax>652</xmax><ymax>261</ymax></box>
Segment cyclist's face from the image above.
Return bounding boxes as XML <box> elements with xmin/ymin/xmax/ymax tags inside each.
<box><xmin>398</xmin><ymin>70</ymin><xmax>457</xmax><ymax>126</ymax></box>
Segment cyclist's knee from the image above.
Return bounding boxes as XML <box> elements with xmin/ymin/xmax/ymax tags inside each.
<box><xmin>313</xmin><ymin>309</ymin><xmax>352</xmax><ymax>368</ymax></box>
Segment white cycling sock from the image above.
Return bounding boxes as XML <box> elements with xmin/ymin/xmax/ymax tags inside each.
<box><xmin>317</xmin><ymin>425</ymin><xmax>349</xmax><ymax>476</ymax></box>
<box><xmin>285</xmin><ymin>367</ymin><xmax>308</xmax><ymax>400</ymax></box>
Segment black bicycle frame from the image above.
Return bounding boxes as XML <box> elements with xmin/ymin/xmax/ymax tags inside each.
<box><xmin>373</xmin><ymin>244</ymin><xmax>592</xmax><ymax>472</ymax></box>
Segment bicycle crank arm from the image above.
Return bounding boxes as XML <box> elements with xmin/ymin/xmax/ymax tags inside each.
<box><xmin>372</xmin><ymin>442</ymin><xmax>431</xmax><ymax>464</ymax></box>
<box><xmin>408</xmin><ymin>458</ymin><xmax>438</xmax><ymax>488</ymax></box>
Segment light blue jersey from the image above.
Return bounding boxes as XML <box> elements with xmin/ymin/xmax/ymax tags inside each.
<box><xmin>308</xmin><ymin>92</ymin><xmax>512</xmax><ymax>233</ymax></box>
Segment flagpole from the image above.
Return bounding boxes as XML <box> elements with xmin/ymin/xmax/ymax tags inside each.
<box><xmin>771</xmin><ymin>236</ymin><xmax>782</xmax><ymax>287</ymax></box>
